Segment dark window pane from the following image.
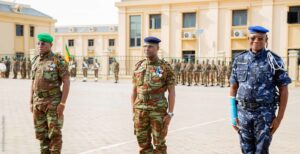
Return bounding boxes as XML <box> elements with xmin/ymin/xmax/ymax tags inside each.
<box><xmin>88</xmin><ymin>39</ymin><xmax>94</xmax><ymax>47</ymax></box>
<box><xmin>289</xmin><ymin>6</ymin><xmax>300</xmax><ymax>23</ymax></box>
<box><xmin>68</xmin><ymin>40</ymin><xmax>74</xmax><ymax>47</ymax></box>
<box><xmin>150</xmin><ymin>14</ymin><xmax>161</xmax><ymax>29</ymax></box>
<box><xmin>232</xmin><ymin>10</ymin><xmax>247</xmax><ymax>26</ymax></box>
<box><xmin>30</xmin><ymin>26</ymin><xmax>34</xmax><ymax>37</ymax></box>
<box><xmin>130</xmin><ymin>15</ymin><xmax>141</xmax><ymax>47</ymax></box>
<box><xmin>16</xmin><ymin>24</ymin><xmax>24</xmax><ymax>36</ymax></box>
<box><xmin>109</xmin><ymin>39</ymin><xmax>115</xmax><ymax>46</ymax></box>
<box><xmin>183</xmin><ymin>13</ymin><xmax>196</xmax><ymax>28</ymax></box>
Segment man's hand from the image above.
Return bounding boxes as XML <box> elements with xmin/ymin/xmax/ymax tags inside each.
<box><xmin>232</xmin><ymin>118</ymin><xmax>239</xmax><ymax>132</ymax></box>
<box><xmin>56</xmin><ymin>104</ymin><xmax>65</xmax><ymax>118</ymax></box>
<box><xmin>161</xmin><ymin>115</ymin><xmax>172</xmax><ymax>139</ymax></box>
<box><xmin>270</xmin><ymin>116</ymin><xmax>282</xmax><ymax>135</ymax></box>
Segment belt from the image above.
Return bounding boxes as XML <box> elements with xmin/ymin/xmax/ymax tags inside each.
<box><xmin>36</xmin><ymin>88</ymin><xmax>61</xmax><ymax>98</ymax></box>
<box><xmin>238</xmin><ymin>101</ymin><xmax>276</xmax><ymax>109</ymax></box>
<box><xmin>137</xmin><ymin>93</ymin><xmax>165</xmax><ymax>101</ymax></box>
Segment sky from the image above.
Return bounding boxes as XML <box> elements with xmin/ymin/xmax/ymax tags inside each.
<box><xmin>4</xmin><ymin>0</ymin><xmax>120</xmax><ymax>26</ymax></box>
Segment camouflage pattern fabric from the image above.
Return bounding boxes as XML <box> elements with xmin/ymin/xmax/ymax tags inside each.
<box><xmin>132</xmin><ymin>58</ymin><xmax>175</xmax><ymax>154</ymax></box>
<box><xmin>230</xmin><ymin>49</ymin><xmax>291</xmax><ymax>153</ymax></box>
<box><xmin>32</xmin><ymin>51</ymin><xmax>69</xmax><ymax>154</ymax></box>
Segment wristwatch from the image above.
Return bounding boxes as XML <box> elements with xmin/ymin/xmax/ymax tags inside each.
<box><xmin>167</xmin><ymin>112</ymin><xmax>174</xmax><ymax>118</ymax></box>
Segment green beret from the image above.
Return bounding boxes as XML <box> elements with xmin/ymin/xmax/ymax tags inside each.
<box><xmin>37</xmin><ymin>33</ymin><xmax>53</xmax><ymax>43</ymax></box>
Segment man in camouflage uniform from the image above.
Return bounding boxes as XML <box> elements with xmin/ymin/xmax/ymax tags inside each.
<box><xmin>230</xmin><ymin>26</ymin><xmax>291</xmax><ymax>154</ymax></box>
<box><xmin>26</xmin><ymin>58</ymin><xmax>32</xmax><ymax>79</ymax></box>
<box><xmin>193</xmin><ymin>60</ymin><xmax>201</xmax><ymax>86</ymax></box>
<box><xmin>30</xmin><ymin>33</ymin><xmax>70</xmax><ymax>154</ymax></box>
<box><xmin>175</xmin><ymin>59</ymin><xmax>181</xmax><ymax>84</ymax></box>
<box><xmin>185</xmin><ymin>59</ymin><xmax>194</xmax><ymax>86</ymax></box>
<box><xmin>180</xmin><ymin>59</ymin><xmax>186</xmax><ymax>85</ymax></box>
<box><xmin>69</xmin><ymin>57</ymin><xmax>77</xmax><ymax>81</ymax></box>
<box><xmin>202</xmin><ymin>59</ymin><xmax>210</xmax><ymax>87</ymax></box>
<box><xmin>218</xmin><ymin>61</ymin><xmax>227</xmax><ymax>88</ymax></box>
<box><xmin>226</xmin><ymin>61</ymin><xmax>232</xmax><ymax>87</ymax></box>
<box><xmin>20</xmin><ymin>57</ymin><xmax>27</xmax><ymax>79</ymax></box>
<box><xmin>111</xmin><ymin>58</ymin><xmax>120</xmax><ymax>83</ymax></box>
<box><xmin>132</xmin><ymin>36</ymin><xmax>176</xmax><ymax>154</ymax></box>
<box><xmin>82</xmin><ymin>58</ymin><xmax>88</xmax><ymax>82</ymax></box>
<box><xmin>12</xmin><ymin>57</ymin><xmax>20</xmax><ymax>79</ymax></box>
<box><xmin>210</xmin><ymin>60</ymin><xmax>217</xmax><ymax>86</ymax></box>
<box><xmin>216</xmin><ymin>60</ymin><xmax>221</xmax><ymax>86</ymax></box>
<box><xmin>93</xmin><ymin>59</ymin><xmax>100</xmax><ymax>82</ymax></box>
<box><xmin>4</xmin><ymin>57</ymin><xmax>11</xmax><ymax>78</ymax></box>
<box><xmin>171</xmin><ymin>59</ymin><xmax>177</xmax><ymax>85</ymax></box>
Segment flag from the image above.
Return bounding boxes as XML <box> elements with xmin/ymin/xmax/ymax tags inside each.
<box><xmin>64</xmin><ymin>44</ymin><xmax>71</xmax><ymax>62</ymax></box>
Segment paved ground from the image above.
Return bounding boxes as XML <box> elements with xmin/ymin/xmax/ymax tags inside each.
<box><xmin>1</xmin><ymin>78</ymin><xmax>300</xmax><ymax>154</ymax></box>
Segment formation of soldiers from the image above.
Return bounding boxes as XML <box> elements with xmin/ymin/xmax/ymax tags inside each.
<box><xmin>171</xmin><ymin>59</ymin><xmax>232</xmax><ymax>87</ymax></box>
<box><xmin>68</xmin><ymin>57</ymin><xmax>119</xmax><ymax>83</ymax></box>
<box><xmin>0</xmin><ymin>56</ymin><xmax>31</xmax><ymax>79</ymax></box>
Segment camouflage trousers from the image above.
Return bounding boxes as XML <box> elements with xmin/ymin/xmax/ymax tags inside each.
<box><xmin>33</xmin><ymin>103</ymin><xmax>63</xmax><ymax>154</ymax></box>
<box><xmin>114</xmin><ymin>71</ymin><xmax>119</xmax><ymax>81</ymax></box>
<box><xmin>181</xmin><ymin>71</ymin><xmax>186</xmax><ymax>85</ymax></box>
<box><xmin>237</xmin><ymin>106</ymin><xmax>276</xmax><ymax>154</ymax></box>
<box><xmin>70</xmin><ymin>69</ymin><xmax>77</xmax><ymax>77</ymax></box>
<box><xmin>83</xmin><ymin>69</ymin><xmax>88</xmax><ymax>77</ymax></box>
<box><xmin>193</xmin><ymin>72</ymin><xmax>200</xmax><ymax>85</ymax></box>
<box><xmin>27</xmin><ymin>70</ymin><xmax>31</xmax><ymax>79</ymax></box>
<box><xmin>94</xmin><ymin>69</ymin><xmax>99</xmax><ymax>78</ymax></box>
<box><xmin>187</xmin><ymin>72</ymin><xmax>193</xmax><ymax>86</ymax></box>
<box><xmin>134</xmin><ymin>109</ymin><xmax>167</xmax><ymax>154</ymax></box>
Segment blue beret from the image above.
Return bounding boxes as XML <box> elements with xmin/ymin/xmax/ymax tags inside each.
<box><xmin>144</xmin><ymin>36</ymin><xmax>161</xmax><ymax>44</ymax></box>
<box><xmin>248</xmin><ymin>26</ymin><xmax>269</xmax><ymax>34</ymax></box>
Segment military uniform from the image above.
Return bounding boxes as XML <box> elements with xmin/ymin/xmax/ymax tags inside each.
<box><xmin>218</xmin><ymin>61</ymin><xmax>227</xmax><ymax>88</ymax></box>
<box><xmin>230</xmin><ymin>48</ymin><xmax>291</xmax><ymax>153</ymax></box>
<box><xmin>4</xmin><ymin>58</ymin><xmax>11</xmax><ymax>78</ymax></box>
<box><xmin>226</xmin><ymin>62</ymin><xmax>232</xmax><ymax>87</ymax></box>
<box><xmin>210</xmin><ymin>60</ymin><xmax>217</xmax><ymax>86</ymax></box>
<box><xmin>69</xmin><ymin>59</ymin><xmax>77</xmax><ymax>80</ymax></box>
<box><xmin>171</xmin><ymin>60</ymin><xmax>177</xmax><ymax>84</ymax></box>
<box><xmin>32</xmin><ymin>51</ymin><xmax>69</xmax><ymax>154</ymax></box>
<box><xmin>185</xmin><ymin>61</ymin><xmax>194</xmax><ymax>86</ymax></box>
<box><xmin>20</xmin><ymin>58</ymin><xmax>27</xmax><ymax>79</ymax></box>
<box><xmin>93</xmin><ymin>60</ymin><xmax>100</xmax><ymax>82</ymax></box>
<box><xmin>202</xmin><ymin>60</ymin><xmax>210</xmax><ymax>87</ymax></box>
<box><xmin>82</xmin><ymin>60</ymin><xmax>88</xmax><ymax>82</ymax></box>
<box><xmin>193</xmin><ymin>61</ymin><xmax>201</xmax><ymax>86</ymax></box>
<box><xmin>112</xmin><ymin>60</ymin><xmax>120</xmax><ymax>83</ymax></box>
<box><xmin>133</xmin><ymin>58</ymin><xmax>175</xmax><ymax>154</ymax></box>
<box><xmin>13</xmin><ymin>59</ymin><xmax>20</xmax><ymax>79</ymax></box>
<box><xmin>180</xmin><ymin>61</ymin><xmax>186</xmax><ymax>85</ymax></box>
<box><xmin>26</xmin><ymin>58</ymin><xmax>32</xmax><ymax>79</ymax></box>
<box><xmin>175</xmin><ymin>60</ymin><xmax>181</xmax><ymax>84</ymax></box>
<box><xmin>216</xmin><ymin>60</ymin><xmax>221</xmax><ymax>86</ymax></box>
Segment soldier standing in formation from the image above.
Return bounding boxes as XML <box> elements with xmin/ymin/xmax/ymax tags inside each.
<box><xmin>193</xmin><ymin>60</ymin><xmax>201</xmax><ymax>86</ymax></box>
<box><xmin>69</xmin><ymin>58</ymin><xmax>77</xmax><ymax>81</ymax></box>
<box><xmin>93</xmin><ymin>59</ymin><xmax>100</xmax><ymax>82</ymax></box>
<box><xmin>219</xmin><ymin>61</ymin><xmax>227</xmax><ymax>88</ymax></box>
<box><xmin>20</xmin><ymin>57</ymin><xmax>27</xmax><ymax>79</ymax></box>
<box><xmin>185</xmin><ymin>59</ymin><xmax>194</xmax><ymax>86</ymax></box>
<box><xmin>82</xmin><ymin>58</ymin><xmax>88</xmax><ymax>82</ymax></box>
<box><xmin>131</xmin><ymin>36</ymin><xmax>175</xmax><ymax>154</ymax></box>
<box><xmin>203</xmin><ymin>60</ymin><xmax>210</xmax><ymax>87</ymax></box>
<box><xmin>210</xmin><ymin>60</ymin><xmax>217</xmax><ymax>86</ymax></box>
<box><xmin>227</xmin><ymin>61</ymin><xmax>232</xmax><ymax>87</ymax></box>
<box><xmin>180</xmin><ymin>59</ymin><xmax>186</xmax><ymax>85</ymax></box>
<box><xmin>175</xmin><ymin>59</ymin><xmax>181</xmax><ymax>84</ymax></box>
<box><xmin>26</xmin><ymin>58</ymin><xmax>32</xmax><ymax>79</ymax></box>
<box><xmin>111</xmin><ymin>59</ymin><xmax>119</xmax><ymax>83</ymax></box>
<box><xmin>12</xmin><ymin>58</ymin><xmax>20</xmax><ymax>79</ymax></box>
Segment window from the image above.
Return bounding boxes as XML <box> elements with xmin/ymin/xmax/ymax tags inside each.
<box><xmin>182</xmin><ymin>51</ymin><xmax>195</xmax><ymax>63</ymax></box>
<box><xmin>130</xmin><ymin>15</ymin><xmax>141</xmax><ymax>47</ymax></box>
<box><xmin>288</xmin><ymin>6</ymin><xmax>300</xmax><ymax>24</ymax></box>
<box><xmin>30</xmin><ymin>26</ymin><xmax>34</xmax><ymax>37</ymax></box>
<box><xmin>16</xmin><ymin>24</ymin><xmax>24</xmax><ymax>36</ymax></box>
<box><xmin>183</xmin><ymin>13</ymin><xmax>196</xmax><ymax>28</ymax></box>
<box><xmin>88</xmin><ymin>39</ymin><xmax>94</xmax><ymax>47</ymax></box>
<box><xmin>68</xmin><ymin>40</ymin><xmax>74</xmax><ymax>47</ymax></box>
<box><xmin>232</xmin><ymin>10</ymin><xmax>247</xmax><ymax>26</ymax></box>
<box><xmin>149</xmin><ymin>14</ymin><xmax>161</xmax><ymax>29</ymax></box>
<box><xmin>109</xmin><ymin>39</ymin><xmax>115</xmax><ymax>47</ymax></box>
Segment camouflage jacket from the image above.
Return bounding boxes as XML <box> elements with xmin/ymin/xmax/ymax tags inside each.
<box><xmin>132</xmin><ymin>58</ymin><xmax>175</xmax><ymax>110</ymax></box>
<box><xmin>31</xmin><ymin>51</ymin><xmax>69</xmax><ymax>105</ymax></box>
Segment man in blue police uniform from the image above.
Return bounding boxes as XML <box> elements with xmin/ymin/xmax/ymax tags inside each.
<box><xmin>229</xmin><ymin>26</ymin><xmax>291</xmax><ymax>154</ymax></box>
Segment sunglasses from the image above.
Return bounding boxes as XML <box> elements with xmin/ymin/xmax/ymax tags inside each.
<box><xmin>37</xmin><ymin>42</ymin><xmax>47</xmax><ymax>46</ymax></box>
<box><xmin>249</xmin><ymin>36</ymin><xmax>265</xmax><ymax>42</ymax></box>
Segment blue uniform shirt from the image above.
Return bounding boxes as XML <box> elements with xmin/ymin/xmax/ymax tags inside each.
<box><xmin>230</xmin><ymin>49</ymin><xmax>291</xmax><ymax>104</ymax></box>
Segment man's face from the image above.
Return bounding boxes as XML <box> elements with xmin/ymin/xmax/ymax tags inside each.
<box><xmin>144</xmin><ymin>43</ymin><xmax>158</xmax><ymax>59</ymax></box>
<box><xmin>248</xmin><ymin>33</ymin><xmax>267</xmax><ymax>52</ymax></box>
<box><xmin>38</xmin><ymin>41</ymin><xmax>52</xmax><ymax>55</ymax></box>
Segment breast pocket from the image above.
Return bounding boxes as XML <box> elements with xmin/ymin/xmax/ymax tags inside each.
<box><xmin>134</xmin><ymin>69</ymin><xmax>145</xmax><ymax>86</ymax></box>
<box><xmin>43</xmin><ymin>70</ymin><xmax>59</xmax><ymax>82</ymax></box>
<box><xmin>236</xmin><ymin>64</ymin><xmax>248</xmax><ymax>82</ymax></box>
